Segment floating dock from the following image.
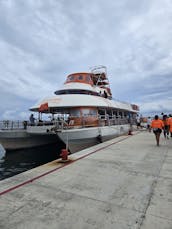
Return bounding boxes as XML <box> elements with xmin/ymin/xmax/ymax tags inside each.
<box><xmin>0</xmin><ymin>131</ymin><xmax>172</xmax><ymax>229</ymax></box>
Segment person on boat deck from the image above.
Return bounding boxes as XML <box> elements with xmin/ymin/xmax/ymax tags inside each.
<box><xmin>104</xmin><ymin>90</ymin><xmax>108</xmax><ymax>98</ymax></box>
<box><xmin>151</xmin><ymin>115</ymin><xmax>164</xmax><ymax>146</ymax></box>
<box><xmin>29</xmin><ymin>114</ymin><xmax>35</xmax><ymax>125</ymax></box>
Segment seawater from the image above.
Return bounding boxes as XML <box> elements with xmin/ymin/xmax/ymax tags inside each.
<box><xmin>0</xmin><ymin>142</ymin><xmax>65</xmax><ymax>181</ymax></box>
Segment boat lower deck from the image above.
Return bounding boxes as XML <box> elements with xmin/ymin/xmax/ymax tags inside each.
<box><xmin>0</xmin><ymin>131</ymin><xmax>172</xmax><ymax>228</ymax></box>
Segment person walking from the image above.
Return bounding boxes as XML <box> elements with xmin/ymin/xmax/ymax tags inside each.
<box><xmin>168</xmin><ymin>114</ymin><xmax>172</xmax><ymax>138</ymax></box>
<box><xmin>136</xmin><ymin>115</ymin><xmax>141</xmax><ymax>129</ymax></box>
<box><xmin>162</xmin><ymin>114</ymin><xmax>169</xmax><ymax>139</ymax></box>
<box><xmin>151</xmin><ymin>115</ymin><xmax>164</xmax><ymax>146</ymax></box>
<box><xmin>147</xmin><ymin>117</ymin><xmax>152</xmax><ymax>132</ymax></box>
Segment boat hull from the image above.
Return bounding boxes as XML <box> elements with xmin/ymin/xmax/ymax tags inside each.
<box><xmin>0</xmin><ymin>124</ymin><xmax>133</xmax><ymax>152</ymax></box>
<box><xmin>0</xmin><ymin>129</ymin><xmax>59</xmax><ymax>151</ymax></box>
<box><xmin>57</xmin><ymin>124</ymin><xmax>131</xmax><ymax>153</ymax></box>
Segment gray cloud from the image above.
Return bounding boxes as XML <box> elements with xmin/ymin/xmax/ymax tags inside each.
<box><xmin>0</xmin><ymin>0</ymin><xmax>172</xmax><ymax>120</ymax></box>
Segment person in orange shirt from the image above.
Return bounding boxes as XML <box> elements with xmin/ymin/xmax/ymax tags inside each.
<box><xmin>162</xmin><ymin>114</ymin><xmax>169</xmax><ymax>139</ymax></box>
<box><xmin>151</xmin><ymin>115</ymin><xmax>164</xmax><ymax>146</ymax></box>
<box><xmin>168</xmin><ymin>114</ymin><xmax>172</xmax><ymax>138</ymax></box>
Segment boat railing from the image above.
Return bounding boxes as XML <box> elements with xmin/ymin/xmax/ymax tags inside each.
<box><xmin>42</xmin><ymin>116</ymin><xmax>136</xmax><ymax>130</ymax></box>
<box><xmin>0</xmin><ymin>116</ymin><xmax>136</xmax><ymax>131</ymax></box>
<box><xmin>98</xmin><ymin>115</ymin><xmax>132</xmax><ymax>126</ymax></box>
<box><xmin>0</xmin><ymin>119</ymin><xmax>67</xmax><ymax>130</ymax></box>
<box><xmin>0</xmin><ymin>120</ymin><xmax>27</xmax><ymax>130</ymax></box>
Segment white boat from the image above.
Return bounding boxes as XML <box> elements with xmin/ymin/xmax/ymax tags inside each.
<box><xmin>0</xmin><ymin>66</ymin><xmax>139</xmax><ymax>152</ymax></box>
<box><xmin>27</xmin><ymin>66</ymin><xmax>139</xmax><ymax>153</ymax></box>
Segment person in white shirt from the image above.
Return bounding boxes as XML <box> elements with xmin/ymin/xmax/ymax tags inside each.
<box><xmin>147</xmin><ymin>117</ymin><xmax>152</xmax><ymax>132</ymax></box>
<box><xmin>136</xmin><ymin>116</ymin><xmax>141</xmax><ymax>129</ymax></box>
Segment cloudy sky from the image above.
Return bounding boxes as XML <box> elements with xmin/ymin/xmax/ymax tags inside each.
<box><xmin>0</xmin><ymin>0</ymin><xmax>172</xmax><ymax>120</ymax></box>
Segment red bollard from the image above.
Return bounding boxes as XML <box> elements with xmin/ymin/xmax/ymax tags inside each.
<box><xmin>128</xmin><ymin>130</ymin><xmax>133</xmax><ymax>135</ymax></box>
<box><xmin>60</xmin><ymin>149</ymin><xmax>69</xmax><ymax>161</ymax></box>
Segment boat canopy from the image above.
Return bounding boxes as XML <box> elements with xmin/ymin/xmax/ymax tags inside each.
<box><xmin>30</xmin><ymin>94</ymin><xmax>137</xmax><ymax>113</ymax></box>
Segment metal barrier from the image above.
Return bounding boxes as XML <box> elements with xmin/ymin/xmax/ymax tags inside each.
<box><xmin>0</xmin><ymin>120</ymin><xmax>26</xmax><ymax>130</ymax></box>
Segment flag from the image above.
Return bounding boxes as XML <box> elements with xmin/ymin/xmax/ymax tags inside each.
<box><xmin>39</xmin><ymin>103</ymin><xmax>49</xmax><ymax>112</ymax></box>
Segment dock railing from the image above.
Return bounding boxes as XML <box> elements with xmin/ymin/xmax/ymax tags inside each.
<box><xmin>0</xmin><ymin>120</ymin><xmax>26</xmax><ymax>130</ymax></box>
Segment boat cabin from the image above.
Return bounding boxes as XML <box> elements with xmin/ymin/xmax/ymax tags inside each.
<box><xmin>65</xmin><ymin>73</ymin><xmax>94</xmax><ymax>86</ymax></box>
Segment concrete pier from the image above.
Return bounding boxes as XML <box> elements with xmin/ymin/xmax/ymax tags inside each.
<box><xmin>0</xmin><ymin>131</ymin><xmax>172</xmax><ymax>229</ymax></box>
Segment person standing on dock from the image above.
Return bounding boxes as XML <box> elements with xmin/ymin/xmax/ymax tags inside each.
<box><xmin>151</xmin><ymin>115</ymin><xmax>164</xmax><ymax>146</ymax></box>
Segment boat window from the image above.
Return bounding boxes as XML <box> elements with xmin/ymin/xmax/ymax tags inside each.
<box><xmin>82</xmin><ymin>108</ymin><xmax>97</xmax><ymax>116</ymax></box>
<box><xmin>68</xmin><ymin>75</ymin><xmax>74</xmax><ymax>81</ymax></box>
<box><xmin>70</xmin><ymin>109</ymin><xmax>80</xmax><ymax>117</ymax></box>
<box><xmin>119</xmin><ymin>111</ymin><xmax>123</xmax><ymax>118</ymax></box>
<box><xmin>78</xmin><ymin>75</ymin><xmax>83</xmax><ymax>80</ymax></box>
<box><xmin>98</xmin><ymin>109</ymin><xmax>105</xmax><ymax>115</ymax></box>
<box><xmin>98</xmin><ymin>109</ymin><xmax>106</xmax><ymax>119</ymax></box>
<box><xmin>124</xmin><ymin>112</ymin><xmax>127</xmax><ymax>117</ymax></box>
<box><xmin>82</xmin><ymin>109</ymin><xmax>90</xmax><ymax>116</ymax></box>
<box><xmin>90</xmin><ymin>109</ymin><xmax>97</xmax><ymax>115</ymax></box>
<box><xmin>54</xmin><ymin>89</ymin><xmax>99</xmax><ymax>96</ymax></box>
<box><xmin>86</xmin><ymin>75</ymin><xmax>91</xmax><ymax>82</ymax></box>
<box><xmin>107</xmin><ymin>109</ymin><xmax>112</xmax><ymax>115</ymax></box>
<box><xmin>114</xmin><ymin>111</ymin><xmax>118</xmax><ymax>118</ymax></box>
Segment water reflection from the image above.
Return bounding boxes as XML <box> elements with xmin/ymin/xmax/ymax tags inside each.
<box><xmin>0</xmin><ymin>142</ymin><xmax>65</xmax><ymax>181</ymax></box>
<box><xmin>0</xmin><ymin>144</ymin><xmax>6</xmax><ymax>160</ymax></box>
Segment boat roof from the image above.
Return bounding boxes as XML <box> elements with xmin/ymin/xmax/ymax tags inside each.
<box><xmin>30</xmin><ymin>94</ymin><xmax>137</xmax><ymax>113</ymax></box>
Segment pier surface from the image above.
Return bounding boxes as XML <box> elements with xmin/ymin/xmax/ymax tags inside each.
<box><xmin>0</xmin><ymin>131</ymin><xmax>172</xmax><ymax>229</ymax></box>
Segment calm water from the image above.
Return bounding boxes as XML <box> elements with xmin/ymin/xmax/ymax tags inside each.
<box><xmin>0</xmin><ymin>142</ymin><xmax>65</xmax><ymax>181</ymax></box>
